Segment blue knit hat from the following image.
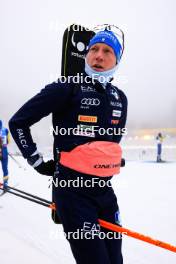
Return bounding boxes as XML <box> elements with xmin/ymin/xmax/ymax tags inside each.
<box><xmin>88</xmin><ymin>30</ymin><xmax>122</xmax><ymax>61</ymax></box>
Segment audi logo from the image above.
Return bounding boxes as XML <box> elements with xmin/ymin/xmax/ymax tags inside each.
<box><xmin>81</xmin><ymin>98</ymin><xmax>100</xmax><ymax>106</ymax></box>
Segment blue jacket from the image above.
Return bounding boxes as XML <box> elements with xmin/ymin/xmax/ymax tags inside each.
<box><xmin>0</xmin><ymin>126</ymin><xmax>9</xmax><ymax>159</ymax></box>
<box><xmin>9</xmin><ymin>78</ymin><xmax>128</xmax><ymax>160</ymax></box>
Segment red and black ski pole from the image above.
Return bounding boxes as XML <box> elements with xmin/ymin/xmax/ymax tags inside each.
<box><xmin>1</xmin><ymin>183</ymin><xmax>176</xmax><ymax>253</ymax></box>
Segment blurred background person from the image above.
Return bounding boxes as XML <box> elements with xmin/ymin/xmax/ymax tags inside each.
<box><xmin>156</xmin><ymin>132</ymin><xmax>164</xmax><ymax>162</ymax></box>
<box><xmin>0</xmin><ymin>119</ymin><xmax>10</xmax><ymax>190</ymax></box>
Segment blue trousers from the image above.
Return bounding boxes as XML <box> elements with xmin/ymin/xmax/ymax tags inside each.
<box><xmin>157</xmin><ymin>143</ymin><xmax>162</xmax><ymax>156</ymax></box>
<box><xmin>53</xmin><ymin>165</ymin><xmax>123</xmax><ymax>264</ymax></box>
<box><xmin>1</xmin><ymin>147</ymin><xmax>8</xmax><ymax>177</ymax></box>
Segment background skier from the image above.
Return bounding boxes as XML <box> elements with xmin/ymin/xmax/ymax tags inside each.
<box><xmin>0</xmin><ymin>119</ymin><xmax>10</xmax><ymax>190</ymax></box>
<box><xmin>156</xmin><ymin>132</ymin><xmax>164</xmax><ymax>162</ymax></box>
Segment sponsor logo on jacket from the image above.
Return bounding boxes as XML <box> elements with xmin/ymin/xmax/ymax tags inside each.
<box><xmin>94</xmin><ymin>163</ymin><xmax>120</xmax><ymax>169</ymax></box>
<box><xmin>111</xmin><ymin>120</ymin><xmax>119</xmax><ymax>125</ymax></box>
<box><xmin>75</xmin><ymin>125</ymin><xmax>95</xmax><ymax>137</ymax></box>
<box><xmin>110</xmin><ymin>101</ymin><xmax>122</xmax><ymax>107</ymax></box>
<box><xmin>78</xmin><ymin>115</ymin><xmax>98</xmax><ymax>123</ymax></box>
<box><xmin>81</xmin><ymin>86</ymin><xmax>96</xmax><ymax>92</ymax></box>
<box><xmin>81</xmin><ymin>98</ymin><xmax>100</xmax><ymax>106</ymax></box>
<box><xmin>16</xmin><ymin>129</ymin><xmax>28</xmax><ymax>148</ymax></box>
<box><xmin>112</xmin><ymin>110</ymin><xmax>121</xmax><ymax>117</ymax></box>
<box><xmin>110</xmin><ymin>89</ymin><xmax>119</xmax><ymax>100</ymax></box>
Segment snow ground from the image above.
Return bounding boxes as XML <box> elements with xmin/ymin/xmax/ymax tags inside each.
<box><xmin>0</xmin><ymin>156</ymin><xmax>176</xmax><ymax>264</ymax></box>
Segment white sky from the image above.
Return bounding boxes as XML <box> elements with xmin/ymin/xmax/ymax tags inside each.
<box><xmin>0</xmin><ymin>0</ymin><xmax>176</xmax><ymax>132</ymax></box>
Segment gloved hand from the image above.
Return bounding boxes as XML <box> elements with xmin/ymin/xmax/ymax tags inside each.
<box><xmin>35</xmin><ymin>160</ymin><xmax>56</xmax><ymax>176</ymax></box>
<box><xmin>27</xmin><ymin>151</ymin><xmax>56</xmax><ymax>176</ymax></box>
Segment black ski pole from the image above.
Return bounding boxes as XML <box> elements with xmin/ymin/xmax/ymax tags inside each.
<box><xmin>0</xmin><ymin>186</ymin><xmax>55</xmax><ymax>209</ymax></box>
<box><xmin>8</xmin><ymin>153</ymin><xmax>26</xmax><ymax>170</ymax></box>
<box><xmin>5</xmin><ymin>185</ymin><xmax>51</xmax><ymax>204</ymax></box>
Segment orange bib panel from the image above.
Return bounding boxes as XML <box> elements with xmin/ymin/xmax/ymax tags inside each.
<box><xmin>59</xmin><ymin>141</ymin><xmax>122</xmax><ymax>177</ymax></box>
